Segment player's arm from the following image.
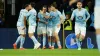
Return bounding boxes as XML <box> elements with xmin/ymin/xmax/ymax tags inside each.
<box><xmin>24</xmin><ymin>16</ymin><xmax>26</xmax><ymax>27</ymax></box>
<box><xmin>38</xmin><ymin>12</ymin><xmax>47</xmax><ymax>24</ymax></box>
<box><xmin>70</xmin><ymin>10</ymin><xmax>75</xmax><ymax>21</ymax></box>
<box><xmin>44</xmin><ymin>13</ymin><xmax>50</xmax><ymax>19</ymax></box>
<box><xmin>58</xmin><ymin>11</ymin><xmax>64</xmax><ymax>24</ymax></box>
<box><xmin>85</xmin><ymin>9</ymin><xmax>90</xmax><ymax>22</ymax></box>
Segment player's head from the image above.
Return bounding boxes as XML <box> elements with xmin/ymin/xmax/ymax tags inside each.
<box><xmin>48</xmin><ymin>5</ymin><xmax>51</xmax><ymax>12</ymax></box>
<box><xmin>50</xmin><ymin>3</ymin><xmax>57</xmax><ymax>11</ymax></box>
<box><xmin>24</xmin><ymin>4</ymin><xmax>31</xmax><ymax>10</ymax></box>
<box><xmin>28</xmin><ymin>2</ymin><xmax>35</xmax><ymax>9</ymax></box>
<box><xmin>42</xmin><ymin>5</ymin><xmax>47</xmax><ymax>13</ymax></box>
<box><xmin>77</xmin><ymin>1</ymin><xmax>83</xmax><ymax>9</ymax></box>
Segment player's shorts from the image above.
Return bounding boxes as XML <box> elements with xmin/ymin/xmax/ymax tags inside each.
<box><xmin>94</xmin><ymin>7</ymin><xmax>100</xmax><ymax>29</ymax></box>
<box><xmin>28</xmin><ymin>26</ymin><xmax>36</xmax><ymax>33</ymax></box>
<box><xmin>52</xmin><ymin>25</ymin><xmax>61</xmax><ymax>34</ymax></box>
<box><xmin>47</xmin><ymin>27</ymin><xmax>53</xmax><ymax>36</ymax></box>
<box><xmin>17</xmin><ymin>26</ymin><xmax>26</xmax><ymax>34</ymax></box>
<box><xmin>75</xmin><ymin>23</ymin><xmax>86</xmax><ymax>36</ymax></box>
<box><xmin>37</xmin><ymin>26</ymin><xmax>46</xmax><ymax>35</ymax></box>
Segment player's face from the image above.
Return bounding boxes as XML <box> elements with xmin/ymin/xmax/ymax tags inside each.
<box><xmin>50</xmin><ymin>6</ymin><xmax>55</xmax><ymax>11</ymax></box>
<box><xmin>48</xmin><ymin>7</ymin><xmax>51</xmax><ymax>12</ymax></box>
<box><xmin>28</xmin><ymin>5</ymin><xmax>32</xmax><ymax>10</ymax></box>
<box><xmin>42</xmin><ymin>7</ymin><xmax>47</xmax><ymax>13</ymax></box>
<box><xmin>77</xmin><ymin>2</ymin><xmax>82</xmax><ymax>9</ymax></box>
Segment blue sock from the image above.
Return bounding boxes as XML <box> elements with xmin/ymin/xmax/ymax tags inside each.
<box><xmin>15</xmin><ymin>36</ymin><xmax>21</xmax><ymax>45</ymax></box>
<box><xmin>43</xmin><ymin>36</ymin><xmax>46</xmax><ymax>47</ymax></box>
<box><xmin>76</xmin><ymin>38</ymin><xmax>81</xmax><ymax>48</ymax></box>
<box><xmin>31</xmin><ymin>36</ymin><xmax>39</xmax><ymax>44</ymax></box>
<box><xmin>96</xmin><ymin>34</ymin><xmax>100</xmax><ymax>51</ymax></box>
<box><xmin>48</xmin><ymin>41</ymin><xmax>51</xmax><ymax>47</ymax></box>
<box><xmin>20</xmin><ymin>37</ymin><xmax>25</xmax><ymax>48</ymax></box>
<box><xmin>52</xmin><ymin>42</ymin><xmax>55</xmax><ymax>47</ymax></box>
<box><xmin>57</xmin><ymin>41</ymin><xmax>61</xmax><ymax>46</ymax></box>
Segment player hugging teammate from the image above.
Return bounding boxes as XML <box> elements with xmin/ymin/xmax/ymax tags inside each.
<box><xmin>13</xmin><ymin>1</ymin><xmax>90</xmax><ymax>50</ymax></box>
<box><xmin>13</xmin><ymin>2</ymin><xmax>63</xmax><ymax>50</ymax></box>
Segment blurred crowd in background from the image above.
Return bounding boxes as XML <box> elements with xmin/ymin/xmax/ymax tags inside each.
<box><xmin>0</xmin><ymin>0</ymin><xmax>95</xmax><ymax>31</ymax></box>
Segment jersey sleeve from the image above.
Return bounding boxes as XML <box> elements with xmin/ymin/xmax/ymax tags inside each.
<box><xmin>25</xmin><ymin>11</ymin><xmax>31</xmax><ymax>17</ymax></box>
<box><xmin>58</xmin><ymin>11</ymin><xmax>62</xmax><ymax>17</ymax></box>
<box><xmin>85</xmin><ymin>9</ymin><xmax>90</xmax><ymax>20</ymax></box>
<box><xmin>71</xmin><ymin>10</ymin><xmax>75</xmax><ymax>20</ymax></box>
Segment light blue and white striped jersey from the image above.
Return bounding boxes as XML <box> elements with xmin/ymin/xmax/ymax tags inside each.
<box><xmin>95</xmin><ymin>0</ymin><xmax>100</xmax><ymax>7</ymax></box>
<box><xmin>25</xmin><ymin>8</ymin><xmax>37</xmax><ymax>26</ymax></box>
<box><xmin>71</xmin><ymin>8</ymin><xmax>90</xmax><ymax>26</ymax></box>
<box><xmin>38</xmin><ymin>12</ymin><xmax>50</xmax><ymax>27</ymax></box>
<box><xmin>17</xmin><ymin>9</ymin><xmax>28</xmax><ymax>26</ymax></box>
<box><xmin>50</xmin><ymin>10</ymin><xmax>62</xmax><ymax>27</ymax></box>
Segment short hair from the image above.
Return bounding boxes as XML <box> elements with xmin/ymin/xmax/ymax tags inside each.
<box><xmin>40</xmin><ymin>5</ymin><xmax>47</xmax><ymax>10</ymax></box>
<box><xmin>50</xmin><ymin>2</ymin><xmax>57</xmax><ymax>9</ymax></box>
<box><xmin>24</xmin><ymin>4</ymin><xmax>30</xmax><ymax>8</ymax></box>
<box><xmin>43</xmin><ymin>5</ymin><xmax>47</xmax><ymax>9</ymax></box>
<box><xmin>30</xmin><ymin>2</ymin><xmax>35</xmax><ymax>7</ymax></box>
<box><xmin>77</xmin><ymin>1</ymin><xmax>83</xmax><ymax>4</ymax></box>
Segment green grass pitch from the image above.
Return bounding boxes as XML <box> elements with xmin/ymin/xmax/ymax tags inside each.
<box><xmin>0</xmin><ymin>49</ymin><xmax>100</xmax><ymax>56</ymax></box>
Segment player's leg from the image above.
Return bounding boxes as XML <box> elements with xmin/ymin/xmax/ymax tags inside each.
<box><xmin>47</xmin><ymin>27</ymin><xmax>52</xmax><ymax>49</ymax></box>
<box><xmin>42</xmin><ymin>27</ymin><xmax>47</xmax><ymax>49</ymax></box>
<box><xmin>37</xmin><ymin>27</ymin><xmax>42</xmax><ymax>44</ymax></box>
<box><xmin>28</xmin><ymin>26</ymin><xmax>41</xmax><ymax>49</ymax></box>
<box><xmin>75</xmin><ymin>24</ymin><xmax>81</xmax><ymax>50</ymax></box>
<box><xmin>53</xmin><ymin>26</ymin><xmax>62</xmax><ymax>49</ymax></box>
<box><xmin>95</xmin><ymin>7</ymin><xmax>100</xmax><ymax>52</ymax></box>
<box><xmin>96</xmin><ymin>29</ymin><xmax>100</xmax><ymax>51</ymax></box>
<box><xmin>80</xmin><ymin>26</ymin><xmax>86</xmax><ymax>41</ymax></box>
<box><xmin>20</xmin><ymin>34</ymin><xmax>25</xmax><ymax>49</ymax></box>
<box><xmin>19</xmin><ymin>26</ymin><xmax>26</xmax><ymax>49</ymax></box>
<box><xmin>51</xmin><ymin>35</ymin><xmax>56</xmax><ymax>49</ymax></box>
<box><xmin>13</xmin><ymin>26</ymin><xmax>26</xmax><ymax>49</ymax></box>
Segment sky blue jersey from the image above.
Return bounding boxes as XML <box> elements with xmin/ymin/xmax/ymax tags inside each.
<box><xmin>71</xmin><ymin>8</ymin><xmax>90</xmax><ymax>26</ymax></box>
<box><xmin>50</xmin><ymin>10</ymin><xmax>62</xmax><ymax>27</ymax></box>
<box><xmin>25</xmin><ymin>8</ymin><xmax>37</xmax><ymax>26</ymax></box>
<box><xmin>17</xmin><ymin>9</ymin><xmax>28</xmax><ymax>26</ymax></box>
<box><xmin>46</xmin><ymin>11</ymin><xmax>53</xmax><ymax>27</ymax></box>
<box><xmin>38</xmin><ymin>12</ymin><xmax>50</xmax><ymax>27</ymax></box>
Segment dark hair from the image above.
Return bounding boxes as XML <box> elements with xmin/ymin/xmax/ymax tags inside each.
<box><xmin>77</xmin><ymin>1</ymin><xmax>83</xmax><ymax>4</ymax></box>
<box><xmin>43</xmin><ymin>5</ymin><xmax>47</xmax><ymax>9</ymax></box>
<box><xmin>30</xmin><ymin>2</ymin><xmax>35</xmax><ymax>7</ymax></box>
<box><xmin>24</xmin><ymin>4</ymin><xmax>30</xmax><ymax>8</ymax></box>
<box><xmin>48</xmin><ymin>5</ymin><xmax>51</xmax><ymax>8</ymax></box>
<box><xmin>50</xmin><ymin>2</ymin><xmax>57</xmax><ymax>9</ymax></box>
<box><xmin>40</xmin><ymin>5</ymin><xmax>47</xmax><ymax>10</ymax></box>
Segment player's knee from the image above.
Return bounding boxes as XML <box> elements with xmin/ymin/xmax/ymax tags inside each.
<box><xmin>96</xmin><ymin>29</ymin><xmax>100</xmax><ymax>34</ymax></box>
<box><xmin>43</xmin><ymin>33</ymin><xmax>46</xmax><ymax>36</ymax></box>
<box><xmin>54</xmin><ymin>32</ymin><xmax>58</xmax><ymax>37</ymax></box>
<box><xmin>21</xmin><ymin>34</ymin><xmax>26</xmax><ymax>37</ymax></box>
<box><xmin>76</xmin><ymin>34</ymin><xmax>80</xmax><ymax>38</ymax></box>
<box><xmin>29</xmin><ymin>33</ymin><xmax>33</xmax><ymax>37</ymax></box>
<box><xmin>81</xmin><ymin>35</ymin><xmax>85</xmax><ymax>40</ymax></box>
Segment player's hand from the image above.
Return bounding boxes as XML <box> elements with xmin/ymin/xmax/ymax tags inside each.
<box><xmin>57</xmin><ymin>24</ymin><xmax>60</xmax><ymax>28</ymax></box>
<box><xmin>44</xmin><ymin>16</ymin><xmax>49</xmax><ymax>19</ymax></box>
<box><xmin>37</xmin><ymin>19</ymin><xmax>40</xmax><ymax>22</ymax></box>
